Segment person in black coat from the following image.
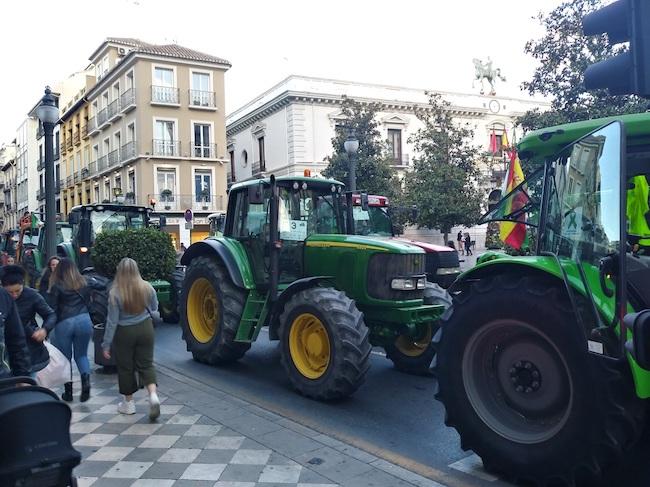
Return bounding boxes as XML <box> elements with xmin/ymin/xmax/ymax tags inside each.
<box><xmin>2</xmin><ymin>265</ymin><xmax>55</xmax><ymax>375</ymax></box>
<box><xmin>0</xmin><ymin>286</ymin><xmax>31</xmax><ymax>379</ymax></box>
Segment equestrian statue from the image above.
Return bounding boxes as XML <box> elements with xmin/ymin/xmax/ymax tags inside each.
<box><xmin>472</xmin><ymin>57</ymin><xmax>506</xmax><ymax>95</ymax></box>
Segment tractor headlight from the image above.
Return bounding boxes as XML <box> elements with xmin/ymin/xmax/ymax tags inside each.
<box><xmin>391</xmin><ymin>277</ymin><xmax>427</xmax><ymax>290</ymax></box>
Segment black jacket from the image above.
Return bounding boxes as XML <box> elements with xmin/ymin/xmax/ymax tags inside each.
<box><xmin>16</xmin><ymin>287</ymin><xmax>55</xmax><ymax>372</ymax></box>
<box><xmin>46</xmin><ymin>282</ymin><xmax>93</xmax><ymax>329</ymax></box>
<box><xmin>0</xmin><ymin>288</ymin><xmax>31</xmax><ymax>378</ymax></box>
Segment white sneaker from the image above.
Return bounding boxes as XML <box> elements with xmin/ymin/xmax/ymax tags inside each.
<box><xmin>149</xmin><ymin>392</ymin><xmax>160</xmax><ymax>420</ymax></box>
<box><xmin>117</xmin><ymin>400</ymin><xmax>136</xmax><ymax>415</ymax></box>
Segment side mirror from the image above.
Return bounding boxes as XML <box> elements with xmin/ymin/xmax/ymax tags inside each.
<box><xmin>625</xmin><ymin>310</ymin><xmax>650</xmax><ymax>370</ymax></box>
<box><xmin>68</xmin><ymin>212</ymin><xmax>80</xmax><ymax>225</ymax></box>
<box><xmin>248</xmin><ymin>183</ymin><xmax>264</xmax><ymax>205</ymax></box>
<box><xmin>158</xmin><ymin>215</ymin><xmax>167</xmax><ymax>228</ymax></box>
<box><xmin>360</xmin><ymin>192</ymin><xmax>369</xmax><ymax>211</ymax></box>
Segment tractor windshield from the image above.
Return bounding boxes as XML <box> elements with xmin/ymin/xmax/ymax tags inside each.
<box><xmin>278</xmin><ymin>185</ymin><xmax>344</xmax><ymax>239</ymax></box>
<box><xmin>353</xmin><ymin>206</ymin><xmax>393</xmax><ymax>237</ymax></box>
<box><xmin>89</xmin><ymin>209</ymin><xmax>147</xmax><ymax>236</ymax></box>
<box><xmin>479</xmin><ymin>167</ymin><xmax>543</xmax><ymax>227</ymax></box>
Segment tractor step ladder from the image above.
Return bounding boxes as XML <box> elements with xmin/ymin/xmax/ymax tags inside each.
<box><xmin>235</xmin><ymin>290</ymin><xmax>269</xmax><ymax>342</ymax></box>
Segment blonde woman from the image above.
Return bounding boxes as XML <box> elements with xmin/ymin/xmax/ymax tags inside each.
<box><xmin>102</xmin><ymin>258</ymin><xmax>160</xmax><ymax>419</ymax></box>
<box><xmin>47</xmin><ymin>258</ymin><xmax>95</xmax><ymax>402</ymax></box>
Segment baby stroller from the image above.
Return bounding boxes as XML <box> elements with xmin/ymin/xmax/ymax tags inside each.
<box><xmin>0</xmin><ymin>376</ymin><xmax>81</xmax><ymax>486</ymax></box>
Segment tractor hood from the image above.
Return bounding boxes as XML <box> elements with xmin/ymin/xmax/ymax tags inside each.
<box><xmin>394</xmin><ymin>238</ymin><xmax>455</xmax><ymax>254</ymax></box>
<box><xmin>305</xmin><ymin>234</ymin><xmax>425</xmax><ymax>254</ymax></box>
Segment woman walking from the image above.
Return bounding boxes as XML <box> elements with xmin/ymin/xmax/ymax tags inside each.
<box><xmin>46</xmin><ymin>258</ymin><xmax>94</xmax><ymax>402</ymax></box>
<box><xmin>1</xmin><ymin>265</ymin><xmax>55</xmax><ymax>377</ymax></box>
<box><xmin>39</xmin><ymin>256</ymin><xmax>60</xmax><ymax>297</ymax></box>
<box><xmin>102</xmin><ymin>258</ymin><xmax>160</xmax><ymax>419</ymax></box>
<box><xmin>464</xmin><ymin>233</ymin><xmax>473</xmax><ymax>256</ymax></box>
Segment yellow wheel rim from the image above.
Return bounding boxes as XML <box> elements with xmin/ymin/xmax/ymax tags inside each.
<box><xmin>289</xmin><ymin>313</ymin><xmax>331</xmax><ymax>379</ymax></box>
<box><xmin>394</xmin><ymin>325</ymin><xmax>433</xmax><ymax>357</ymax></box>
<box><xmin>187</xmin><ymin>277</ymin><xmax>219</xmax><ymax>343</ymax></box>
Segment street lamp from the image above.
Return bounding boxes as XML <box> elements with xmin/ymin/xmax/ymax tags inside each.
<box><xmin>35</xmin><ymin>86</ymin><xmax>59</xmax><ymax>261</ymax></box>
<box><xmin>343</xmin><ymin>130</ymin><xmax>359</xmax><ymax>192</ymax></box>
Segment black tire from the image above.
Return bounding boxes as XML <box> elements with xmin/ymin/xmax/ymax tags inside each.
<box><xmin>83</xmin><ymin>271</ymin><xmax>110</xmax><ymax>326</ymax></box>
<box><xmin>160</xmin><ymin>268</ymin><xmax>185</xmax><ymax>323</ymax></box>
<box><xmin>279</xmin><ymin>287</ymin><xmax>371</xmax><ymax>400</ymax></box>
<box><xmin>433</xmin><ymin>274</ymin><xmax>646</xmax><ymax>486</ymax></box>
<box><xmin>384</xmin><ymin>283</ymin><xmax>451</xmax><ymax>375</ymax></box>
<box><xmin>180</xmin><ymin>255</ymin><xmax>249</xmax><ymax>364</ymax></box>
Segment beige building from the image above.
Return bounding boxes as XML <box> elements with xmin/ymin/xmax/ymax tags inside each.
<box><xmin>59</xmin><ymin>38</ymin><xmax>231</xmax><ymax>246</ymax></box>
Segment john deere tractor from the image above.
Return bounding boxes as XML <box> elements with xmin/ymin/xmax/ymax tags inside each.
<box><xmin>433</xmin><ymin>115</ymin><xmax>650</xmax><ymax>485</ymax></box>
<box><xmin>180</xmin><ymin>175</ymin><xmax>444</xmax><ymax>399</ymax></box>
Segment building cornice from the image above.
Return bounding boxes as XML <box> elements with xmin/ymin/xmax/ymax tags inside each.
<box><xmin>226</xmin><ymin>91</ymin><xmax>488</xmax><ymax>136</ymax></box>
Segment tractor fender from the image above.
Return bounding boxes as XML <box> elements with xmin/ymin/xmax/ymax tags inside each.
<box><xmin>181</xmin><ymin>239</ymin><xmax>255</xmax><ymax>290</ymax></box>
<box><xmin>268</xmin><ymin>276</ymin><xmax>334</xmax><ymax>340</ymax></box>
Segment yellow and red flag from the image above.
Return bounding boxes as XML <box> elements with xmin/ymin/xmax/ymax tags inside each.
<box><xmin>501</xmin><ymin>130</ymin><xmax>509</xmax><ymax>150</ymax></box>
<box><xmin>499</xmin><ymin>149</ymin><xmax>528</xmax><ymax>249</ymax></box>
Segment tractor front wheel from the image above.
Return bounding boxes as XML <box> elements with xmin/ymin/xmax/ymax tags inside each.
<box><xmin>279</xmin><ymin>287</ymin><xmax>371</xmax><ymax>400</ymax></box>
<box><xmin>433</xmin><ymin>275</ymin><xmax>645</xmax><ymax>486</ymax></box>
<box><xmin>385</xmin><ymin>283</ymin><xmax>451</xmax><ymax>375</ymax></box>
<box><xmin>180</xmin><ymin>256</ymin><xmax>249</xmax><ymax>364</ymax></box>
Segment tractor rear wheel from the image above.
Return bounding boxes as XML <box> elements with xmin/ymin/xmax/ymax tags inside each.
<box><xmin>279</xmin><ymin>287</ymin><xmax>371</xmax><ymax>400</ymax></box>
<box><xmin>384</xmin><ymin>283</ymin><xmax>451</xmax><ymax>375</ymax></box>
<box><xmin>433</xmin><ymin>275</ymin><xmax>645</xmax><ymax>486</ymax></box>
<box><xmin>180</xmin><ymin>256</ymin><xmax>249</xmax><ymax>364</ymax></box>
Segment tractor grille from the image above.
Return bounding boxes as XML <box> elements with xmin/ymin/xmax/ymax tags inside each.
<box><xmin>367</xmin><ymin>253</ymin><xmax>426</xmax><ymax>300</ymax></box>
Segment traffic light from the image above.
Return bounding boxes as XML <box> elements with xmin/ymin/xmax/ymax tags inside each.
<box><xmin>582</xmin><ymin>0</ymin><xmax>650</xmax><ymax>97</ymax></box>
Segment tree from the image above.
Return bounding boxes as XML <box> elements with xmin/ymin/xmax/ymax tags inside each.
<box><xmin>404</xmin><ymin>93</ymin><xmax>483</xmax><ymax>244</ymax></box>
<box><xmin>518</xmin><ymin>0</ymin><xmax>647</xmax><ymax>132</ymax></box>
<box><xmin>323</xmin><ymin>96</ymin><xmax>401</xmax><ymax>198</ymax></box>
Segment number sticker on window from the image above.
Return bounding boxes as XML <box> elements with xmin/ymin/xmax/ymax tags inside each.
<box><xmin>280</xmin><ymin>220</ymin><xmax>307</xmax><ymax>241</ymax></box>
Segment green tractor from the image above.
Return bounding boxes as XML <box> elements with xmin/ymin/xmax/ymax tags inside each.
<box><xmin>433</xmin><ymin>115</ymin><xmax>650</xmax><ymax>485</ymax></box>
<box><xmin>67</xmin><ymin>203</ymin><xmax>181</xmax><ymax>323</ymax></box>
<box><xmin>19</xmin><ymin>218</ymin><xmax>73</xmax><ymax>287</ymax></box>
<box><xmin>180</xmin><ymin>175</ymin><xmax>445</xmax><ymax>399</ymax></box>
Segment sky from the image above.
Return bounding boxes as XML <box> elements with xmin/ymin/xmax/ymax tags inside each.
<box><xmin>0</xmin><ymin>0</ymin><xmax>563</xmax><ymax>143</ymax></box>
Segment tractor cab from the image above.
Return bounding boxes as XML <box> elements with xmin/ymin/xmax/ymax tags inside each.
<box><xmin>208</xmin><ymin>211</ymin><xmax>226</xmax><ymax>237</ymax></box>
<box><xmin>67</xmin><ymin>203</ymin><xmax>152</xmax><ymax>270</ymax></box>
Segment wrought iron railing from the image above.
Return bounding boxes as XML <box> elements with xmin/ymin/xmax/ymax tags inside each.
<box><xmin>192</xmin><ymin>143</ymin><xmax>217</xmax><ymax>159</ymax></box>
<box><xmin>108</xmin><ymin>148</ymin><xmax>120</xmax><ymax>167</ymax></box>
<box><xmin>107</xmin><ymin>99</ymin><xmax>120</xmax><ymax>121</ymax></box>
<box><xmin>121</xmin><ymin>141</ymin><xmax>136</xmax><ymax>161</ymax></box>
<box><xmin>97</xmin><ymin>108</ymin><xmax>108</xmax><ymax>127</ymax></box>
<box><xmin>152</xmin><ymin>139</ymin><xmax>180</xmax><ymax>157</ymax></box>
<box><xmin>151</xmin><ymin>86</ymin><xmax>179</xmax><ymax>104</ymax></box>
<box><xmin>120</xmin><ymin>88</ymin><xmax>136</xmax><ymax>111</ymax></box>
<box><xmin>147</xmin><ymin>193</ymin><xmax>225</xmax><ymax>212</ymax></box>
<box><xmin>189</xmin><ymin>90</ymin><xmax>216</xmax><ymax>108</ymax></box>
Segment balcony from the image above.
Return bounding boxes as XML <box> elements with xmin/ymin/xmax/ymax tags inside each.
<box><xmin>87</xmin><ymin>117</ymin><xmax>99</xmax><ymax>136</ymax></box>
<box><xmin>61</xmin><ymin>140</ymin><xmax>67</xmax><ymax>155</ymax></box>
<box><xmin>37</xmin><ymin>157</ymin><xmax>44</xmax><ymax>171</ymax></box>
<box><xmin>65</xmin><ymin>175</ymin><xmax>73</xmax><ymax>188</ymax></box>
<box><xmin>151</xmin><ymin>86</ymin><xmax>179</xmax><ymax>105</ymax></box>
<box><xmin>120</xmin><ymin>88</ymin><xmax>136</xmax><ymax>112</ymax></box>
<box><xmin>107</xmin><ymin>99</ymin><xmax>121</xmax><ymax>122</ymax></box>
<box><xmin>121</xmin><ymin>141</ymin><xmax>136</xmax><ymax>161</ymax></box>
<box><xmin>66</xmin><ymin>137</ymin><xmax>73</xmax><ymax>151</ymax></box>
<box><xmin>88</xmin><ymin>161</ymin><xmax>97</xmax><ymax>177</ymax></box>
<box><xmin>73</xmin><ymin>131</ymin><xmax>81</xmax><ymax>146</ymax></box>
<box><xmin>390</xmin><ymin>153</ymin><xmax>410</xmax><ymax>167</ymax></box>
<box><xmin>108</xmin><ymin>148</ymin><xmax>120</xmax><ymax>168</ymax></box>
<box><xmin>97</xmin><ymin>108</ymin><xmax>109</xmax><ymax>128</ymax></box>
<box><xmin>81</xmin><ymin>124</ymin><xmax>88</xmax><ymax>139</ymax></box>
<box><xmin>37</xmin><ymin>189</ymin><xmax>45</xmax><ymax>201</ymax></box>
<box><xmin>152</xmin><ymin>139</ymin><xmax>180</xmax><ymax>157</ymax></box>
<box><xmin>81</xmin><ymin>167</ymin><xmax>90</xmax><ymax>179</ymax></box>
<box><xmin>191</xmin><ymin>143</ymin><xmax>218</xmax><ymax>159</ymax></box>
<box><xmin>189</xmin><ymin>90</ymin><xmax>216</xmax><ymax>109</ymax></box>
<box><xmin>97</xmin><ymin>155</ymin><xmax>108</xmax><ymax>172</ymax></box>
<box><xmin>148</xmin><ymin>193</ymin><xmax>225</xmax><ymax>213</ymax></box>
<box><xmin>74</xmin><ymin>171</ymin><xmax>81</xmax><ymax>184</ymax></box>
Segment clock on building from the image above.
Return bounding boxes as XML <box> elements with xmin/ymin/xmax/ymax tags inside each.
<box><xmin>489</xmin><ymin>100</ymin><xmax>501</xmax><ymax>114</ymax></box>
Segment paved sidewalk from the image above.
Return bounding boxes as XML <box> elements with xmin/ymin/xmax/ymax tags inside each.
<box><xmin>66</xmin><ymin>367</ymin><xmax>446</xmax><ymax>487</ymax></box>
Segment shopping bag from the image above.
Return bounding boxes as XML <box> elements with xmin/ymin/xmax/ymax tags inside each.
<box><xmin>36</xmin><ymin>342</ymin><xmax>71</xmax><ymax>388</ymax></box>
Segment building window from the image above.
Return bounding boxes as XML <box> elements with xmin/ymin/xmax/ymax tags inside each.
<box><xmin>94</xmin><ymin>185</ymin><xmax>100</xmax><ymax>203</ymax></box>
<box><xmin>115</xmin><ymin>175</ymin><xmax>122</xmax><ymax>193</ymax></box>
<box><xmin>195</xmin><ymin>169</ymin><xmax>212</xmax><ymax>204</ymax></box>
<box><xmin>103</xmin><ymin>180</ymin><xmax>111</xmax><ymax>202</ymax></box>
<box><xmin>128</xmin><ymin>171</ymin><xmax>136</xmax><ymax>193</ymax></box>
<box><xmin>126</xmin><ymin>71</ymin><xmax>134</xmax><ymax>90</ymax></box>
<box><xmin>258</xmin><ymin>137</ymin><xmax>265</xmax><ymax>172</ymax></box>
<box><xmin>54</xmin><ymin>131</ymin><xmax>60</xmax><ymax>159</ymax></box>
<box><xmin>152</xmin><ymin>67</ymin><xmax>177</xmax><ymax>104</ymax></box>
<box><xmin>102</xmin><ymin>92</ymin><xmax>109</xmax><ymax>109</ymax></box>
<box><xmin>190</xmin><ymin>72</ymin><xmax>213</xmax><ymax>107</ymax></box>
<box><xmin>193</xmin><ymin>123</ymin><xmax>211</xmax><ymax>158</ymax></box>
<box><xmin>157</xmin><ymin>168</ymin><xmax>177</xmax><ymax>202</ymax></box>
<box><xmin>127</xmin><ymin>123</ymin><xmax>135</xmax><ymax>142</ymax></box>
<box><xmin>241</xmin><ymin>150</ymin><xmax>248</xmax><ymax>167</ymax></box>
<box><xmin>229</xmin><ymin>150</ymin><xmax>236</xmax><ymax>182</ymax></box>
<box><xmin>154</xmin><ymin>120</ymin><xmax>176</xmax><ymax>156</ymax></box>
<box><xmin>387</xmin><ymin>129</ymin><xmax>402</xmax><ymax>164</ymax></box>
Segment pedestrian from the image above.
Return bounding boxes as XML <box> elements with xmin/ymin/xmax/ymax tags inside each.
<box><xmin>6</xmin><ymin>256</ymin><xmax>15</xmax><ymax>265</ymax></box>
<box><xmin>45</xmin><ymin>258</ymin><xmax>94</xmax><ymax>402</ymax></box>
<box><xmin>176</xmin><ymin>242</ymin><xmax>187</xmax><ymax>264</ymax></box>
<box><xmin>1</xmin><ymin>265</ymin><xmax>55</xmax><ymax>378</ymax></box>
<box><xmin>457</xmin><ymin>230</ymin><xmax>464</xmax><ymax>255</ymax></box>
<box><xmin>38</xmin><ymin>256</ymin><xmax>60</xmax><ymax>297</ymax></box>
<box><xmin>102</xmin><ymin>257</ymin><xmax>160</xmax><ymax>419</ymax></box>
<box><xmin>0</xmin><ymin>286</ymin><xmax>31</xmax><ymax>380</ymax></box>
<box><xmin>464</xmin><ymin>233</ymin><xmax>473</xmax><ymax>256</ymax></box>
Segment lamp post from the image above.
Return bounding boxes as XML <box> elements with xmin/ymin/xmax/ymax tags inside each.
<box><xmin>35</xmin><ymin>87</ymin><xmax>59</xmax><ymax>261</ymax></box>
<box><xmin>343</xmin><ymin>130</ymin><xmax>359</xmax><ymax>192</ymax></box>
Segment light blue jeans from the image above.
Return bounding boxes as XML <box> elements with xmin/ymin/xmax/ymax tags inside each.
<box><xmin>52</xmin><ymin>313</ymin><xmax>93</xmax><ymax>376</ymax></box>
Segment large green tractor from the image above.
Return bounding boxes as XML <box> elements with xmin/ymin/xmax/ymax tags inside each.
<box><xmin>180</xmin><ymin>176</ymin><xmax>445</xmax><ymax>399</ymax></box>
<box><xmin>433</xmin><ymin>115</ymin><xmax>650</xmax><ymax>485</ymax></box>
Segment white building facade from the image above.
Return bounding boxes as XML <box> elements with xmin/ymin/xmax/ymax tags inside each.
<box><xmin>226</xmin><ymin>76</ymin><xmax>549</xmax><ymax>245</ymax></box>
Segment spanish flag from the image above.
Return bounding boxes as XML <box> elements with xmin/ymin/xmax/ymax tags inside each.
<box><xmin>499</xmin><ymin>149</ymin><xmax>528</xmax><ymax>249</ymax></box>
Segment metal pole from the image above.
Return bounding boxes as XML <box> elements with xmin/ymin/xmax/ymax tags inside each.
<box><xmin>43</xmin><ymin>121</ymin><xmax>57</xmax><ymax>260</ymax></box>
<box><xmin>348</xmin><ymin>151</ymin><xmax>357</xmax><ymax>192</ymax></box>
